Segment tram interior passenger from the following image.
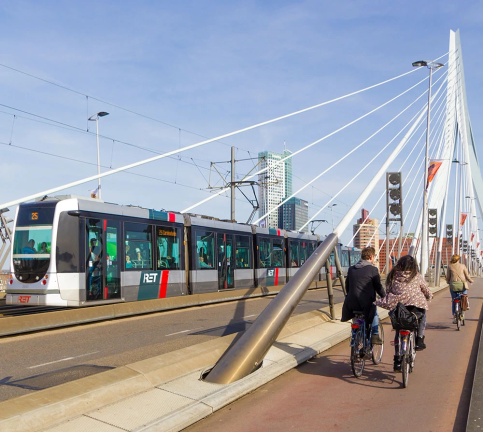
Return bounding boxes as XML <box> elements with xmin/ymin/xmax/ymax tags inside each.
<box><xmin>235</xmin><ymin>235</ymin><xmax>251</xmax><ymax>268</ymax></box>
<box><xmin>196</xmin><ymin>231</ymin><xmax>215</xmax><ymax>269</ymax></box>
<box><xmin>125</xmin><ymin>222</ymin><xmax>152</xmax><ymax>270</ymax></box>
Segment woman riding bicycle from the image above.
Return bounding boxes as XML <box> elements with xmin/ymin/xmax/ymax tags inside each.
<box><xmin>375</xmin><ymin>255</ymin><xmax>433</xmax><ymax>371</ymax></box>
<box><xmin>446</xmin><ymin>254</ymin><xmax>473</xmax><ymax>323</ymax></box>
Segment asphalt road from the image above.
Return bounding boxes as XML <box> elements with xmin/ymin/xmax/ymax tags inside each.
<box><xmin>186</xmin><ymin>280</ymin><xmax>483</xmax><ymax>432</ymax></box>
<box><xmin>0</xmin><ymin>286</ymin><xmax>344</xmax><ymax>402</ymax></box>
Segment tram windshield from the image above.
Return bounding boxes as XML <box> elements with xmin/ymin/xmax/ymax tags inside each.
<box><xmin>12</xmin><ymin>204</ymin><xmax>55</xmax><ymax>283</ymax></box>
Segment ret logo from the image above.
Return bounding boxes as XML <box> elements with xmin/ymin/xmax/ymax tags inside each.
<box><xmin>143</xmin><ymin>273</ymin><xmax>158</xmax><ymax>284</ymax></box>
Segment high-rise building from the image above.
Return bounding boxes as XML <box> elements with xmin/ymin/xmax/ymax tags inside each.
<box><xmin>279</xmin><ymin>197</ymin><xmax>309</xmax><ymax>233</ymax></box>
<box><xmin>353</xmin><ymin>209</ymin><xmax>379</xmax><ymax>256</ymax></box>
<box><xmin>258</xmin><ymin>150</ymin><xmax>290</xmax><ymax>228</ymax></box>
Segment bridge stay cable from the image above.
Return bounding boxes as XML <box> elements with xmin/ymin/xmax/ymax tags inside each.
<box><xmin>0</xmin><ymin>65</ymin><xmax>432</xmax><ymax>211</ymax></box>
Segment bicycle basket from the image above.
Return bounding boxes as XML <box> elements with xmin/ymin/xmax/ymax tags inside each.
<box><xmin>389</xmin><ymin>302</ymin><xmax>419</xmax><ymax>331</ymax></box>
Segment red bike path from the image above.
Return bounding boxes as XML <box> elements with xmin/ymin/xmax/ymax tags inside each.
<box><xmin>186</xmin><ymin>279</ymin><xmax>483</xmax><ymax>432</ymax></box>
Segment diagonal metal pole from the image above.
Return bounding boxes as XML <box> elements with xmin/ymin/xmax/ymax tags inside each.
<box><xmin>324</xmin><ymin>258</ymin><xmax>335</xmax><ymax>318</ymax></box>
<box><xmin>205</xmin><ymin>95</ymin><xmax>431</xmax><ymax>385</ymax></box>
<box><xmin>333</xmin><ymin>247</ymin><xmax>347</xmax><ymax>296</ymax></box>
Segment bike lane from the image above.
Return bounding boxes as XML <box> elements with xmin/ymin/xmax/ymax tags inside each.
<box><xmin>186</xmin><ymin>279</ymin><xmax>483</xmax><ymax>432</ymax></box>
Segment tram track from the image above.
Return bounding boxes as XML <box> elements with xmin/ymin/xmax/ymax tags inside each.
<box><xmin>0</xmin><ymin>304</ymin><xmax>72</xmax><ymax>317</ymax></box>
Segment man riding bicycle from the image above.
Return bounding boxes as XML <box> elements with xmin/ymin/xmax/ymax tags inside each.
<box><xmin>342</xmin><ymin>246</ymin><xmax>386</xmax><ymax>345</ymax></box>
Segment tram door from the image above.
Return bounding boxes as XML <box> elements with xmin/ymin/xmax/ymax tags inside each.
<box><xmin>217</xmin><ymin>233</ymin><xmax>234</xmax><ymax>290</ymax></box>
<box><xmin>85</xmin><ymin>219</ymin><xmax>121</xmax><ymax>301</ymax></box>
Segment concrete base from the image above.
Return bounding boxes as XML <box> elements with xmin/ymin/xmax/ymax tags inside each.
<box><xmin>0</xmin><ymin>284</ymin><xmax>448</xmax><ymax>432</ymax></box>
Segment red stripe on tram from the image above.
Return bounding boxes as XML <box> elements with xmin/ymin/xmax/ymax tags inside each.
<box><xmin>104</xmin><ymin>286</ymin><xmax>108</xmax><ymax>299</ymax></box>
<box><xmin>168</xmin><ymin>213</ymin><xmax>176</xmax><ymax>222</ymax></box>
<box><xmin>277</xmin><ymin>229</ymin><xmax>281</xmax><ymax>236</ymax></box>
<box><xmin>275</xmin><ymin>268</ymin><xmax>279</xmax><ymax>286</ymax></box>
<box><xmin>103</xmin><ymin>220</ymin><xmax>107</xmax><ymax>230</ymax></box>
<box><xmin>159</xmin><ymin>271</ymin><xmax>169</xmax><ymax>298</ymax></box>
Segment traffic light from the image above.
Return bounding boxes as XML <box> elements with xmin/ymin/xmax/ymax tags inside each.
<box><xmin>428</xmin><ymin>208</ymin><xmax>437</xmax><ymax>238</ymax></box>
<box><xmin>387</xmin><ymin>172</ymin><xmax>403</xmax><ymax>222</ymax></box>
<box><xmin>446</xmin><ymin>224</ymin><xmax>453</xmax><ymax>245</ymax></box>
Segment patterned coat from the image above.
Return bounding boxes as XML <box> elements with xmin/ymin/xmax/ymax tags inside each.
<box><xmin>375</xmin><ymin>271</ymin><xmax>433</xmax><ymax>311</ymax></box>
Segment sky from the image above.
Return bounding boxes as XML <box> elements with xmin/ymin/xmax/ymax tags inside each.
<box><xmin>1</xmin><ymin>0</ymin><xmax>483</xmax><ymax>269</ymax></box>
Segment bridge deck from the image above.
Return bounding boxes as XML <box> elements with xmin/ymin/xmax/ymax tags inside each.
<box><xmin>187</xmin><ymin>279</ymin><xmax>483</xmax><ymax>432</ymax></box>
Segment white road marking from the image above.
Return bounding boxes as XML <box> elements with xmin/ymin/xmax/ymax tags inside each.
<box><xmin>243</xmin><ymin>314</ymin><xmax>257</xmax><ymax>319</ymax></box>
<box><xmin>165</xmin><ymin>327</ymin><xmax>203</xmax><ymax>337</ymax></box>
<box><xmin>29</xmin><ymin>351</ymin><xmax>100</xmax><ymax>369</ymax></box>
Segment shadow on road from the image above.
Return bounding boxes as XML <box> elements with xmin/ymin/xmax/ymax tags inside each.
<box><xmin>0</xmin><ymin>364</ymin><xmax>114</xmax><ymax>391</ymax></box>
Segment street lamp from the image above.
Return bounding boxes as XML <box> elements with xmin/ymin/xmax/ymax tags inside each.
<box><xmin>328</xmin><ymin>203</ymin><xmax>337</xmax><ymax>230</ymax></box>
<box><xmin>413</xmin><ymin>60</ymin><xmax>444</xmax><ymax>277</ymax></box>
<box><xmin>88</xmin><ymin>111</ymin><xmax>109</xmax><ymax>199</ymax></box>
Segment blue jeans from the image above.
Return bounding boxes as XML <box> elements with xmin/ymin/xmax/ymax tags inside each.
<box><xmin>451</xmin><ymin>289</ymin><xmax>467</xmax><ymax>315</ymax></box>
<box><xmin>372</xmin><ymin>310</ymin><xmax>379</xmax><ymax>335</ymax></box>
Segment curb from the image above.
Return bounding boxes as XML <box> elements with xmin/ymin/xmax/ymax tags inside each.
<box><xmin>0</xmin><ymin>282</ymin><xmax>331</xmax><ymax>337</ymax></box>
<box><xmin>0</xmin><ymin>284</ymin><xmax>448</xmax><ymax>432</ymax></box>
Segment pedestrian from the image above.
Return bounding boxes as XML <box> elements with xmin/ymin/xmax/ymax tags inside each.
<box><xmin>446</xmin><ymin>254</ymin><xmax>473</xmax><ymax>322</ymax></box>
<box><xmin>341</xmin><ymin>246</ymin><xmax>386</xmax><ymax>345</ymax></box>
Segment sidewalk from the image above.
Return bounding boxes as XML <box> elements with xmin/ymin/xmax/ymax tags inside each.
<box><xmin>186</xmin><ymin>280</ymin><xmax>483</xmax><ymax>432</ymax></box>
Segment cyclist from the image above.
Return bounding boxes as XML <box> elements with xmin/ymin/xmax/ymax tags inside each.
<box><xmin>342</xmin><ymin>246</ymin><xmax>386</xmax><ymax>345</ymax></box>
<box><xmin>375</xmin><ymin>255</ymin><xmax>433</xmax><ymax>371</ymax></box>
<box><xmin>446</xmin><ymin>254</ymin><xmax>473</xmax><ymax>323</ymax></box>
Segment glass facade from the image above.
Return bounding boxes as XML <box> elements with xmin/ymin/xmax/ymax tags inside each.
<box><xmin>279</xmin><ymin>197</ymin><xmax>309</xmax><ymax>233</ymax></box>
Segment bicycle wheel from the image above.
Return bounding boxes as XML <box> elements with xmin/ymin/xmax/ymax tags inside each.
<box><xmin>351</xmin><ymin>330</ymin><xmax>365</xmax><ymax>378</ymax></box>
<box><xmin>402</xmin><ymin>355</ymin><xmax>410</xmax><ymax>388</ymax></box>
<box><xmin>372</xmin><ymin>322</ymin><xmax>384</xmax><ymax>365</ymax></box>
<box><xmin>456</xmin><ymin>303</ymin><xmax>460</xmax><ymax>331</ymax></box>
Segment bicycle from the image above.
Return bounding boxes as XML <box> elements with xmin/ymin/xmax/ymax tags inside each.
<box><xmin>397</xmin><ymin>327</ymin><xmax>416</xmax><ymax>388</ymax></box>
<box><xmin>350</xmin><ymin>311</ymin><xmax>384</xmax><ymax>378</ymax></box>
<box><xmin>453</xmin><ymin>293</ymin><xmax>465</xmax><ymax>330</ymax></box>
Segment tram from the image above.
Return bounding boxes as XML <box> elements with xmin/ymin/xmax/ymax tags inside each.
<box><xmin>7</xmin><ymin>196</ymin><xmax>360</xmax><ymax>307</ymax></box>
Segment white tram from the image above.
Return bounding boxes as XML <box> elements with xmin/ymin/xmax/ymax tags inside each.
<box><xmin>7</xmin><ymin>196</ymin><xmax>359</xmax><ymax>307</ymax></box>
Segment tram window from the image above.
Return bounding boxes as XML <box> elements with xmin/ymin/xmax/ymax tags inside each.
<box><xmin>259</xmin><ymin>238</ymin><xmax>271</xmax><ymax>268</ymax></box>
<box><xmin>300</xmin><ymin>241</ymin><xmax>308</xmax><ymax>266</ymax></box>
<box><xmin>272</xmin><ymin>238</ymin><xmax>285</xmax><ymax>268</ymax></box>
<box><xmin>196</xmin><ymin>230</ymin><xmax>215</xmax><ymax>269</ymax></box>
<box><xmin>125</xmin><ymin>222</ymin><xmax>152</xmax><ymax>270</ymax></box>
<box><xmin>56</xmin><ymin>212</ymin><xmax>80</xmax><ymax>273</ymax></box>
<box><xmin>329</xmin><ymin>252</ymin><xmax>335</xmax><ymax>266</ymax></box>
<box><xmin>307</xmin><ymin>242</ymin><xmax>316</xmax><ymax>259</ymax></box>
<box><xmin>235</xmin><ymin>235</ymin><xmax>251</xmax><ymax>268</ymax></box>
<box><xmin>350</xmin><ymin>251</ymin><xmax>361</xmax><ymax>265</ymax></box>
<box><xmin>341</xmin><ymin>250</ymin><xmax>350</xmax><ymax>267</ymax></box>
<box><xmin>156</xmin><ymin>227</ymin><xmax>180</xmax><ymax>270</ymax></box>
<box><xmin>290</xmin><ymin>240</ymin><xmax>300</xmax><ymax>267</ymax></box>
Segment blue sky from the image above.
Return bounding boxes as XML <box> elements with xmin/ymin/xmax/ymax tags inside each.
<box><xmin>1</xmin><ymin>0</ymin><xmax>482</xmax><ymax>260</ymax></box>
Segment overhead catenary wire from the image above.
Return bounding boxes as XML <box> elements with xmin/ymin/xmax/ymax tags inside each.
<box><xmin>0</xmin><ymin>57</ymin><xmax>446</xmax><ymax>153</ymax></box>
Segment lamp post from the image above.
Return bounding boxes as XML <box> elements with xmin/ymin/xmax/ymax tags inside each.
<box><xmin>88</xmin><ymin>111</ymin><xmax>109</xmax><ymax>199</ymax></box>
<box><xmin>328</xmin><ymin>203</ymin><xmax>337</xmax><ymax>230</ymax></box>
<box><xmin>412</xmin><ymin>60</ymin><xmax>444</xmax><ymax>278</ymax></box>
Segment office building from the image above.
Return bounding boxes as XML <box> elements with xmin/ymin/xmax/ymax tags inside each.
<box><xmin>353</xmin><ymin>209</ymin><xmax>379</xmax><ymax>256</ymax></box>
<box><xmin>279</xmin><ymin>197</ymin><xmax>309</xmax><ymax>233</ymax></box>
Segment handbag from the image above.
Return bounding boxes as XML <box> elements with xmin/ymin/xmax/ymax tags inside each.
<box><xmin>389</xmin><ymin>302</ymin><xmax>419</xmax><ymax>331</ymax></box>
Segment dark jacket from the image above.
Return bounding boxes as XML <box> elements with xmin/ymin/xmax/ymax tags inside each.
<box><xmin>341</xmin><ymin>260</ymin><xmax>385</xmax><ymax>324</ymax></box>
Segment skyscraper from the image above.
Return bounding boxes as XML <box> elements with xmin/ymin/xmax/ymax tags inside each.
<box><xmin>353</xmin><ymin>209</ymin><xmax>379</xmax><ymax>256</ymax></box>
<box><xmin>258</xmin><ymin>150</ymin><xmax>287</xmax><ymax>228</ymax></box>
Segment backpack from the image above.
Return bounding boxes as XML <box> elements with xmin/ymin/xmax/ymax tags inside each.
<box><xmin>389</xmin><ymin>302</ymin><xmax>420</xmax><ymax>331</ymax></box>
